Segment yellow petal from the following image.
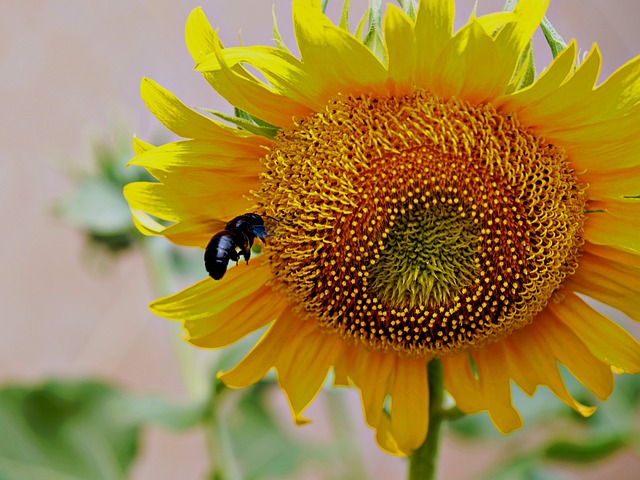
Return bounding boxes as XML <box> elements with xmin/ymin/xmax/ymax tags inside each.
<box><xmin>203</xmin><ymin>34</ymin><xmax>312</xmax><ymax>128</ymax></box>
<box><xmin>187</xmin><ymin>6</ymin><xmax>311</xmax><ymax>126</ymax></box>
<box><xmin>497</xmin><ymin>41</ymin><xmax>577</xmax><ymax>111</ymax></box>
<box><xmin>501</xmin><ymin>322</ymin><xmax>597</xmax><ymax>417</ymax></box>
<box><xmin>129</xmin><ymin>208</ymin><xmax>167</xmax><ymax>237</ymax></box>
<box><xmin>185</xmin><ymin>7</ymin><xmax>219</xmax><ymax>64</ymax></box>
<box><xmin>414</xmin><ymin>0</ymin><xmax>454</xmax><ymax>88</ymax></box>
<box><xmin>123</xmin><ymin>182</ymin><xmax>184</xmax><ymax>222</ymax></box>
<box><xmin>375</xmin><ymin>416</ymin><xmax>402</xmax><ymax>456</ymax></box>
<box><xmin>292</xmin><ymin>0</ymin><xmax>387</xmax><ymax>99</ymax></box>
<box><xmin>345</xmin><ymin>347</ymin><xmax>407</xmax><ymax>456</ymax></box>
<box><xmin>218</xmin><ymin>307</ymin><xmax>313</xmax><ymax>389</ymax></box>
<box><xmin>442</xmin><ymin>353</ymin><xmax>483</xmax><ymax>415</ymax></box>
<box><xmin>584</xmin><ymin>242</ymin><xmax>640</xmax><ymax>268</ymax></box>
<box><xmin>140</xmin><ymin>78</ymin><xmax>266</xmax><ymax>142</ymax></box>
<box><xmin>584</xmin><ymin>200</ymin><xmax>640</xmax><ymax>254</ymax></box>
<box><xmin>130</xmin><ymin>139</ymin><xmax>265</xmax><ymax>174</ymax></box>
<box><xmin>473</xmin><ymin>345</ymin><xmax>523</xmax><ymax>433</ymax></box>
<box><xmin>384</xmin><ymin>4</ymin><xmax>416</xmax><ymax>95</ymax></box>
<box><xmin>433</xmin><ymin>19</ymin><xmax>503</xmax><ymax>103</ymax></box>
<box><xmin>582</xmin><ymin>163</ymin><xmax>640</xmax><ymax>199</ymax></box>
<box><xmin>331</xmin><ymin>344</ymin><xmax>356</xmax><ymax>387</ymax></box>
<box><xmin>574</xmin><ymin>53</ymin><xmax>640</xmax><ymax>122</ymax></box>
<box><xmin>494</xmin><ymin>0</ymin><xmax>550</xmax><ymax>57</ymax></box>
<box><xmin>276</xmin><ymin>330</ymin><xmax>343</xmax><ymax>425</ymax></box>
<box><xmin>550</xmin><ymin>292</ymin><xmax>640</xmax><ymax>374</ymax></box>
<box><xmin>388</xmin><ymin>356</ymin><xmax>429</xmax><ymax>454</ymax></box>
<box><xmin>350</xmin><ymin>348</ymin><xmax>394</xmax><ymax>429</ymax></box>
<box><xmin>158</xmin><ymin>217</ymin><xmax>225</xmax><ymax>248</ymax></box>
<box><xmin>504</xmin><ymin>45</ymin><xmax>601</xmax><ymax>132</ymax></box>
<box><xmin>187</xmin><ymin>284</ymin><xmax>288</xmax><ymax>349</ymax></box>
<box><xmin>564</xmin><ymin>254</ymin><xmax>640</xmax><ymax>321</ymax></box>
<box><xmin>434</xmin><ymin>0</ymin><xmax>548</xmax><ymax>103</ymax></box>
<box><xmin>444</xmin><ymin>350</ymin><xmax>525</xmax><ymax>431</ymax></box>
<box><xmin>132</xmin><ymin>136</ymin><xmax>155</xmax><ymax>155</ymax></box>
<box><xmin>196</xmin><ymin>45</ymin><xmax>323</xmax><ymax>112</ymax></box>
<box><xmin>566</xmin><ymin>237</ymin><xmax>640</xmax><ymax>321</ymax></box>
<box><xmin>150</xmin><ymin>256</ymin><xmax>268</xmax><ymax>322</ymax></box>
<box><xmin>537</xmin><ymin>308</ymin><xmax>613</xmax><ymax>400</ymax></box>
<box><xmin>474</xmin><ymin>11</ymin><xmax>516</xmax><ymax>37</ymax></box>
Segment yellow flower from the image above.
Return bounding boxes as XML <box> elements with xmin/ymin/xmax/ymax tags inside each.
<box><xmin>125</xmin><ymin>0</ymin><xmax>640</xmax><ymax>456</ymax></box>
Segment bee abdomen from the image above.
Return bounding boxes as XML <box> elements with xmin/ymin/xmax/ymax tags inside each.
<box><xmin>204</xmin><ymin>231</ymin><xmax>238</xmax><ymax>280</ymax></box>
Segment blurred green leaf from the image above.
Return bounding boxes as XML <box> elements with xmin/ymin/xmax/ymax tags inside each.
<box><xmin>542</xmin><ymin>434</ymin><xmax>628</xmax><ymax>464</ymax></box>
<box><xmin>0</xmin><ymin>380</ymin><xmax>206</xmax><ymax>480</ymax></box>
<box><xmin>224</xmin><ymin>383</ymin><xmax>306</xmax><ymax>480</ymax></box>
<box><xmin>58</xmin><ymin>136</ymin><xmax>153</xmax><ymax>255</ymax></box>
<box><xmin>59</xmin><ymin>177</ymin><xmax>132</xmax><ymax>235</ymax></box>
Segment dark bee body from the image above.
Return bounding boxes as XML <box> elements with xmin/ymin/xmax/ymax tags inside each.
<box><xmin>204</xmin><ymin>213</ymin><xmax>268</xmax><ymax>280</ymax></box>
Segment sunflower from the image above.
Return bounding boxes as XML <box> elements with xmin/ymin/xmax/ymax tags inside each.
<box><xmin>125</xmin><ymin>0</ymin><xmax>640</xmax><ymax>456</ymax></box>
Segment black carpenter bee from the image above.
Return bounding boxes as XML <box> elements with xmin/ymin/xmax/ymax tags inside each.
<box><xmin>204</xmin><ymin>213</ymin><xmax>269</xmax><ymax>280</ymax></box>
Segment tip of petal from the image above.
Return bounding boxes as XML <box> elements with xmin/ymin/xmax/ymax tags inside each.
<box><xmin>293</xmin><ymin>414</ymin><xmax>311</xmax><ymax>426</ymax></box>
<box><xmin>577</xmin><ymin>404</ymin><xmax>598</xmax><ymax>418</ymax></box>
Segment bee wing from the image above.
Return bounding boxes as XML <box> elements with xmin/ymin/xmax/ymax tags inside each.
<box><xmin>259</xmin><ymin>216</ymin><xmax>281</xmax><ymax>240</ymax></box>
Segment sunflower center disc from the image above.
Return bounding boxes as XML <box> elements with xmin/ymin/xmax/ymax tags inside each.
<box><xmin>258</xmin><ymin>91</ymin><xmax>587</xmax><ymax>357</ymax></box>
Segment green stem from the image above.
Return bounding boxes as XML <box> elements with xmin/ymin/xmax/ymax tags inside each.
<box><xmin>408</xmin><ymin>359</ymin><xmax>445</xmax><ymax>480</ymax></box>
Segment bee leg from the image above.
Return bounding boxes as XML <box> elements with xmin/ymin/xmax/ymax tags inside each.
<box><xmin>229</xmin><ymin>249</ymin><xmax>239</xmax><ymax>266</ymax></box>
<box><xmin>242</xmin><ymin>247</ymin><xmax>252</xmax><ymax>265</ymax></box>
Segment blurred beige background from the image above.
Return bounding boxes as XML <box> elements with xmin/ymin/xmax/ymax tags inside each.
<box><xmin>1</xmin><ymin>1</ymin><xmax>639</xmax><ymax>479</ymax></box>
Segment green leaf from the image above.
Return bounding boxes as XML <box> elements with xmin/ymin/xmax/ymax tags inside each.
<box><xmin>542</xmin><ymin>435</ymin><xmax>628</xmax><ymax>463</ymax></box>
<box><xmin>0</xmin><ymin>380</ymin><xmax>206</xmax><ymax>480</ymax></box>
<box><xmin>541</xmin><ymin>16</ymin><xmax>567</xmax><ymax>58</ymax></box>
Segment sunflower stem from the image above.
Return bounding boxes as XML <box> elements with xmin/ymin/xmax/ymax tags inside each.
<box><xmin>408</xmin><ymin>359</ymin><xmax>445</xmax><ymax>480</ymax></box>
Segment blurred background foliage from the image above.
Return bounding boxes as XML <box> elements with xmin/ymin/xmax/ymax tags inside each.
<box><xmin>0</xmin><ymin>134</ymin><xmax>636</xmax><ymax>479</ymax></box>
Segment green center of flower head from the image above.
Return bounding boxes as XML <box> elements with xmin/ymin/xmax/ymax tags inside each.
<box><xmin>257</xmin><ymin>90</ymin><xmax>587</xmax><ymax>357</ymax></box>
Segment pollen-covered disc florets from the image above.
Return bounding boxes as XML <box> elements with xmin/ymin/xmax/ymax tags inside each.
<box><xmin>258</xmin><ymin>90</ymin><xmax>586</xmax><ymax>357</ymax></box>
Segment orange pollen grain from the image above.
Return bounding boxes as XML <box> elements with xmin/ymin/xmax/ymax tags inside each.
<box><xmin>257</xmin><ymin>90</ymin><xmax>586</xmax><ymax>357</ymax></box>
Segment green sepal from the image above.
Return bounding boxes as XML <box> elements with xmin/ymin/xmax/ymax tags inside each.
<box><xmin>502</xmin><ymin>0</ymin><xmax>518</xmax><ymax>11</ymax></box>
<box><xmin>541</xmin><ymin>16</ymin><xmax>567</xmax><ymax>58</ymax></box>
<box><xmin>510</xmin><ymin>41</ymin><xmax>537</xmax><ymax>92</ymax></box>
<box><xmin>197</xmin><ymin>108</ymin><xmax>279</xmax><ymax>140</ymax></box>
<box><xmin>396</xmin><ymin>0</ymin><xmax>417</xmax><ymax>19</ymax></box>
<box><xmin>339</xmin><ymin>0</ymin><xmax>351</xmax><ymax>30</ymax></box>
<box><xmin>272</xmin><ymin>6</ymin><xmax>288</xmax><ymax>51</ymax></box>
<box><xmin>354</xmin><ymin>7</ymin><xmax>370</xmax><ymax>39</ymax></box>
<box><xmin>360</xmin><ymin>0</ymin><xmax>387</xmax><ymax>63</ymax></box>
